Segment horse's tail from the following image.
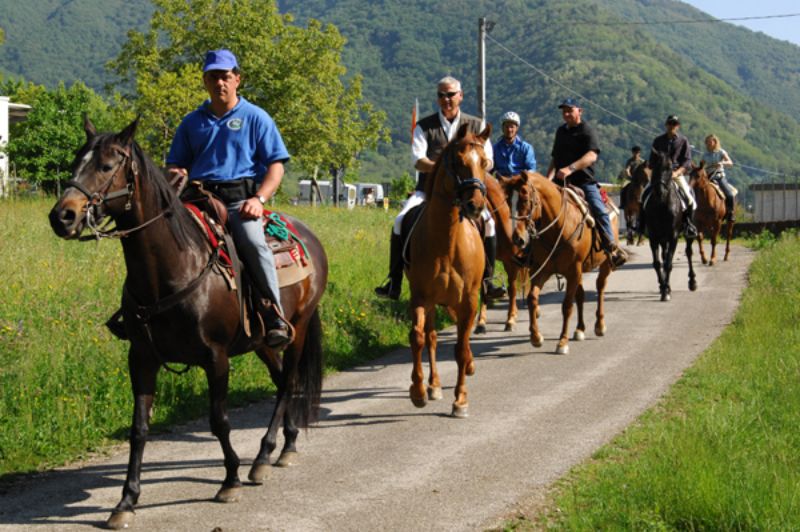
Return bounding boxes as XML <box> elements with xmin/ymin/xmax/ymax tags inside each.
<box><xmin>287</xmin><ymin>306</ymin><xmax>324</xmax><ymax>429</ymax></box>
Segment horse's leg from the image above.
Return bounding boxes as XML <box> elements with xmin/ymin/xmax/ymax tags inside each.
<box><xmin>205</xmin><ymin>354</ymin><xmax>243</xmax><ymax>503</ymax></box>
<box><xmin>625</xmin><ymin>213</ymin><xmax>634</xmax><ymax>246</ymax></box>
<box><xmin>724</xmin><ymin>218</ymin><xmax>733</xmax><ymax>261</ymax></box>
<box><xmin>250</xmin><ymin>347</ymin><xmax>284</xmax><ymax>482</ymax></box>
<box><xmin>474</xmin><ymin>300</ymin><xmax>487</xmax><ymax>334</ymax></box>
<box><xmin>107</xmin><ymin>350</ymin><xmax>159</xmax><ymax>530</ymax></box>
<box><xmin>573</xmin><ymin>282</ymin><xmax>586</xmax><ymax>341</ymax></box>
<box><xmin>409</xmin><ymin>303</ymin><xmax>428</xmax><ymax>408</ymax></box>
<box><xmin>451</xmin><ymin>298</ymin><xmax>478</xmax><ymax>418</ymax></box>
<box><xmin>697</xmin><ymin>230</ymin><xmax>707</xmax><ymax>265</ymax></box>
<box><xmin>505</xmin><ymin>263</ymin><xmax>518</xmax><ymax>331</ymax></box>
<box><xmin>685</xmin><ymin>235</ymin><xmax>697</xmax><ymax>292</ymax></box>
<box><xmin>595</xmin><ymin>262</ymin><xmax>612</xmax><ymax>336</ymax></box>
<box><xmin>661</xmin><ymin>237</ymin><xmax>679</xmax><ymax>301</ymax></box>
<box><xmin>635</xmin><ymin>208</ymin><xmax>645</xmax><ymax>246</ymax></box>
<box><xmin>426</xmin><ymin>308</ymin><xmax>442</xmax><ymax>401</ymax></box>
<box><xmin>556</xmin><ymin>267</ymin><xmax>580</xmax><ymax>355</ymax></box>
<box><xmin>649</xmin><ymin>239</ymin><xmax>667</xmax><ymax>301</ymax></box>
<box><xmin>527</xmin><ymin>280</ymin><xmax>544</xmax><ymax>347</ymax></box>
<box><xmin>709</xmin><ymin>222</ymin><xmax>720</xmax><ymax>266</ymax></box>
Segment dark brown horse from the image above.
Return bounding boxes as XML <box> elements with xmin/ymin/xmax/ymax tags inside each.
<box><xmin>690</xmin><ymin>162</ymin><xmax>733</xmax><ymax>265</ymax></box>
<box><xmin>474</xmin><ymin>174</ymin><xmax>526</xmax><ymax>333</ymax></box>
<box><xmin>406</xmin><ymin>123</ymin><xmax>491</xmax><ymax>418</ymax></box>
<box><xmin>621</xmin><ymin>161</ymin><xmax>649</xmax><ymax>246</ymax></box>
<box><xmin>506</xmin><ymin>171</ymin><xmax>617</xmax><ymax>354</ymax></box>
<box><xmin>49</xmin><ymin>118</ymin><xmax>327</xmax><ymax>530</ymax></box>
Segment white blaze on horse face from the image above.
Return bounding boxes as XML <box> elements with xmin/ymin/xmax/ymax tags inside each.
<box><xmin>74</xmin><ymin>150</ymin><xmax>94</xmax><ymax>180</ymax></box>
<box><xmin>466</xmin><ymin>148</ymin><xmax>481</xmax><ymax>169</ymax></box>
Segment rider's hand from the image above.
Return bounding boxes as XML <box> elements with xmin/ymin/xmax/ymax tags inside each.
<box><xmin>239</xmin><ymin>196</ymin><xmax>264</xmax><ymax>220</ymax></box>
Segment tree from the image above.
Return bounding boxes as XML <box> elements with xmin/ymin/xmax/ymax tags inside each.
<box><xmin>2</xmin><ymin>80</ymin><xmax>129</xmax><ymax>186</ymax></box>
<box><xmin>108</xmin><ymin>0</ymin><xmax>388</xmax><ymax>170</ymax></box>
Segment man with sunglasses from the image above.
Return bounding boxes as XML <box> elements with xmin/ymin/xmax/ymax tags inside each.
<box><xmin>167</xmin><ymin>49</ymin><xmax>292</xmax><ymax>350</ymax></box>
<box><xmin>375</xmin><ymin>76</ymin><xmax>500</xmax><ymax>300</ymax></box>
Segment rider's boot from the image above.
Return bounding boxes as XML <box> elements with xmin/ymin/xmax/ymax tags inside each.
<box><xmin>601</xmin><ymin>232</ymin><xmax>628</xmax><ymax>270</ymax></box>
<box><xmin>374</xmin><ymin>232</ymin><xmax>403</xmax><ymax>300</ymax></box>
<box><xmin>265</xmin><ymin>305</ymin><xmax>292</xmax><ymax>351</ymax></box>
<box><xmin>482</xmin><ymin>235</ymin><xmax>506</xmax><ymax>300</ymax></box>
<box><xmin>725</xmin><ymin>197</ymin><xmax>735</xmax><ymax>223</ymax></box>
<box><xmin>684</xmin><ymin>205</ymin><xmax>699</xmax><ymax>238</ymax></box>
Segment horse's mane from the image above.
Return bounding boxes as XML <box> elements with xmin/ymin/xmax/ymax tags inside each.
<box><xmin>92</xmin><ymin>132</ymin><xmax>203</xmax><ymax>251</ymax></box>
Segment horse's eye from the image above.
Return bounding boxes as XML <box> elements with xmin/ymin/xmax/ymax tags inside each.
<box><xmin>102</xmin><ymin>164</ymin><xmax>114</xmax><ymax>173</ymax></box>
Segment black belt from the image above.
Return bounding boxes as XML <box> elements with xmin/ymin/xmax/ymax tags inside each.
<box><xmin>202</xmin><ymin>179</ymin><xmax>257</xmax><ymax>204</ymax></box>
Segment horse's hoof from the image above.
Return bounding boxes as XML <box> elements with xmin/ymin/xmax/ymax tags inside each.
<box><xmin>709</xmin><ymin>260</ymin><xmax>716</xmax><ymax>266</ymax></box>
<box><xmin>106</xmin><ymin>511</ymin><xmax>135</xmax><ymax>530</ymax></box>
<box><xmin>556</xmin><ymin>344</ymin><xmax>569</xmax><ymax>355</ymax></box>
<box><xmin>504</xmin><ymin>322</ymin><xmax>515</xmax><ymax>332</ymax></box>
<box><xmin>215</xmin><ymin>485</ymin><xmax>242</xmax><ymax>503</ymax></box>
<box><xmin>451</xmin><ymin>404</ymin><xmax>469</xmax><ymax>418</ymax></box>
<box><xmin>531</xmin><ymin>333</ymin><xmax>544</xmax><ymax>348</ymax></box>
<box><xmin>248</xmin><ymin>462</ymin><xmax>271</xmax><ymax>483</ymax></box>
<box><xmin>573</xmin><ymin>330</ymin><xmax>586</xmax><ymax>341</ymax></box>
<box><xmin>595</xmin><ymin>324</ymin><xmax>607</xmax><ymax>337</ymax></box>
<box><xmin>689</xmin><ymin>280</ymin><xmax>697</xmax><ymax>292</ymax></box>
<box><xmin>428</xmin><ymin>386</ymin><xmax>443</xmax><ymax>401</ymax></box>
<box><xmin>474</xmin><ymin>323</ymin><xmax>486</xmax><ymax>334</ymax></box>
<box><xmin>410</xmin><ymin>385</ymin><xmax>427</xmax><ymax>408</ymax></box>
<box><xmin>466</xmin><ymin>360</ymin><xmax>476</xmax><ymax>376</ymax></box>
<box><xmin>661</xmin><ymin>293</ymin><xmax>671</xmax><ymax>302</ymax></box>
<box><xmin>275</xmin><ymin>451</ymin><xmax>298</xmax><ymax>468</ymax></box>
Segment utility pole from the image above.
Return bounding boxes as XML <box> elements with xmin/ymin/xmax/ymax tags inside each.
<box><xmin>477</xmin><ymin>17</ymin><xmax>495</xmax><ymax>122</ymax></box>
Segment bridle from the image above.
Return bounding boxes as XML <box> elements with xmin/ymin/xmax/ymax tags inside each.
<box><xmin>442</xmin><ymin>139</ymin><xmax>487</xmax><ymax>213</ymax></box>
<box><xmin>66</xmin><ymin>142</ymin><xmax>176</xmax><ymax>241</ymax></box>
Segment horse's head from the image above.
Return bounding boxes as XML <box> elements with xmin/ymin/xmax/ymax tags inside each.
<box><xmin>498</xmin><ymin>171</ymin><xmax>540</xmax><ymax>249</ymax></box>
<box><xmin>631</xmin><ymin>161</ymin><xmax>651</xmax><ymax>187</ymax></box>
<box><xmin>49</xmin><ymin>117</ymin><xmax>140</xmax><ymax>239</ymax></box>
<box><xmin>649</xmin><ymin>150</ymin><xmax>673</xmax><ymax>194</ymax></box>
<box><xmin>440</xmin><ymin>123</ymin><xmax>492</xmax><ymax>220</ymax></box>
<box><xmin>689</xmin><ymin>161</ymin><xmax>709</xmax><ymax>189</ymax></box>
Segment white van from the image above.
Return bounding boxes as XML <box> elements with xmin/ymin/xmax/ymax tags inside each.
<box><xmin>298</xmin><ymin>179</ymin><xmax>356</xmax><ymax>208</ymax></box>
<box><xmin>355</xmin><ymin>183</ymin><xmax>385</xmax><ymax>206</ymax></box>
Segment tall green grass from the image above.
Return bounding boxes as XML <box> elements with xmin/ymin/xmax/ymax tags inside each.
<box><xmin>512</xmin><ymin>231</ymin><xmax>800</xmax><ymax>530</ymax></box>
<box><xmin>0</xmin><ymin>198</ymin><xmax>409</xmax><ymax>477</ymax></box>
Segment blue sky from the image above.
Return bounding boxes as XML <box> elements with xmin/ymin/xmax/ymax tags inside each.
<box><xmin>682</xmin><ymin>0</ymin><xmax>800</xmax><ymax>46</ymax></box>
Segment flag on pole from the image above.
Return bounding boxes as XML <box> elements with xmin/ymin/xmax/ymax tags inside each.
<box><xmin>411</xmin><ymin>98</ymin><xmax>418</xmax><ymax>142</ymax></box>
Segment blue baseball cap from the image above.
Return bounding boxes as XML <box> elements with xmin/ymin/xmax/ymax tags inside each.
<box><xmin>203</xmin><ymin>49</ymin><xmax>239</xmax><ymax>72</ymax></box>
<box><xmin>558</xmin><ymin>97</ymin><xmax>580</xmax><ymax>109</ymax></box>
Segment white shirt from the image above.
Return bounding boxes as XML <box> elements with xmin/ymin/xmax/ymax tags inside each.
<box><xmin>412</xmin><ymin>110</ymin><xmax>494</xmax><ymax>167</ymax></box>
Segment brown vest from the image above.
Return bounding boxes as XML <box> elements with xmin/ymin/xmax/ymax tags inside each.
<box><xmin>416</xmin><ymin>112</ymin><xmax>483</xmax><ymax>191</ymax></box>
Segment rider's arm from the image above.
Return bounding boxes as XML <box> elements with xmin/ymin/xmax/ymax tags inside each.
<box><xmin>720</xmin><ymin>149</ymin><xmax>733</xmax><ymax>167</ymax></box>
<box><xmin>555</xmin><ymin>150</ymin><xmax>598</xmax><ymax>182</ymax></box>
<box><xmin>240</xmin><ymin>161</ymin><xmax>284</xmax><ymax>219</ymax></box>
<box><xmin>411</xmin><ymin>124</ymin><xmax>435</xmax><ymax>173</ymax></box>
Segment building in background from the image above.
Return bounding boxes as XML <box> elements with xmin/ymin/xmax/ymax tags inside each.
<box><xmin>0</xmin><ymin>96</ymin><xmax>32</xmax><ymax>197</ymax></box>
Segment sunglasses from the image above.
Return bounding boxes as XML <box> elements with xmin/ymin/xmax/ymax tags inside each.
<box><xmin>437</xmin><ymin>91</ymin><xmax>459</xmax><ymax>99</ymax></box>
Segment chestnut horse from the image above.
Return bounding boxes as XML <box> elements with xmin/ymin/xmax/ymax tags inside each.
<box><xmin>504</xmin><ymin>171</ymin><xmax>617</xmax><ymax>355</ymax></box>
<box><xmin>644</xmin><ymin>150</ymin><xmax>697</xmax><ymax>301</ymax></box>
<box><xmin>690</xmin><ymin>162</ymin><xmax>733</xmax><ymax>265</ymax></box>
<box><xmin>474</xmin><ymin>174</ymin><xmax>526</xmax><ymax>333</ymax></box>
<box><xmin>621</xmin><ymin>161</ymin><xmax>649</xmax><ymax>246</ymax></box>
<box><xmin>49</xmin><ymin>118</ymin><xmax>327</xmax><ymax>530</ymax></box>
<box><xmin>406</xmin><ymin>123</ymin><xmax>491</xmax><ymax>418</ymax></box>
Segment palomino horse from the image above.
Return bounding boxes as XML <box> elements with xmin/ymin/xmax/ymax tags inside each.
<box><xmin>49</xmin><ymin>118</ymin><xmax>327</xmax><ymax>530</ymax></box>
<box><xmin>690</xmin><ymin>162</ymin><xmax>733</xmax><ymax>265</ymax></box>
<box><xmin>621</xmin><ymin>161</ymin><xmax>649</xmax><ymax>246</ymax></box>
<box><xmin>474</xmin><ymin>174</ymin><xmax>526</xmax><ymax>333</ymax></box>
<box><xmin>406</xmin><ymin>123</ymin><xmax>491</xmax><ymax>418</ymax></box>
<box><xmin>643</xmin><ymin>150</ymin><xmax>697</xmax><ymax>301</ymax></box>
<box><xmin>505</xmin><ymin>171</ymin><xmax>617</xmax><ymax>355</ymax></box>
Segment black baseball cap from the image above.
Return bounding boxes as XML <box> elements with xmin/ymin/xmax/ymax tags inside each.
<box><xmin>665</xmin><ymin>115</ymin><xmax>680</xmax><ymax>125</ymax></box>
<box><xmin>558</xmin><ymin>97</ymin><xmax>580</xmax><ymax>109</ymax></box>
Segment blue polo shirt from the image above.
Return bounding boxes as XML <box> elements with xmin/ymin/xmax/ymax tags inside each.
<box><xmin>167</xmin><ymin>97</ymin><xmax>290</xmax><ymax>182</ymax></box>
<box><xmin>493</xmin><ymin>135</ymin><xmax>536</xmax><ymax>176</ymax></box>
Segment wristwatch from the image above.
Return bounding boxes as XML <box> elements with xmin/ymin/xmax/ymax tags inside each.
<box><xmin>568</xmin><ymin>164</ymin><xmax>577</xmax><ymax>172</ymax></box>
<box><xmin>257</xmin><ymin>195</ymin><xmax>267</xmax><ymax>204</ymax></box>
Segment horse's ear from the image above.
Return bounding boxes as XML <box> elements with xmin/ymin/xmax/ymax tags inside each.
<box><xmin>117</xmin><ymin>117</ymin><xmax>140</xmax><ymax>146</ymax></box>
<box><xmin>83</xmin><ymin>114</ymin><xmax>96</xmax><ymax>140</ymax></box>
<box><xmin>456</xmin><ymin>122</ymin><xmax>471</xmax><ymax>140</ymax></box>
<box><xmin>479</xmin><ymin>123</ymin><xmax>492</xmax><ymax>142</ymax></box>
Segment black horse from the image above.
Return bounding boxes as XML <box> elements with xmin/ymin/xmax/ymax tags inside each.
<box><xmin>49</xmin><ymin>118</ymin><xmax>327</xmax><ymax>530</ymax></box>
<box><xmin>643</xmin><ymin>150</ymin><xmax>697</xmax><ymax>301</ymax></box>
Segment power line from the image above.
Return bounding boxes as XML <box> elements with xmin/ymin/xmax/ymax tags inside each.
<box><xmin>584</xmin><ymin>13</ymin><xmax>800</xmax><ymax>26</ymax></box>
<box><xmin>485</xmin><ymin>33</ymin><xmax>796</xmax><ymax>179</ymax></box>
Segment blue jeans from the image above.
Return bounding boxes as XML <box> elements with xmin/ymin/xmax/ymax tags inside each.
<box><xmin>227</xmin><ymin>200</ymin><xmax>283</xmax><ymax>315</ymax></box>
<box><xmin>580</xmin><ymin>182</ymin><xmax>615</xmax><ymax>247</ymax></box>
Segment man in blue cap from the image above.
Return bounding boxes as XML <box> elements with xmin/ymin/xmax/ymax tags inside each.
<box><xmin>547</xmin><ymin>97</ymin><xmax>626</xmax><ymax>268</ymax></box>
<box><xmin>167</xmin><ymin>49</ymin><xmax>292</xmax><ymax>349</ymax></box>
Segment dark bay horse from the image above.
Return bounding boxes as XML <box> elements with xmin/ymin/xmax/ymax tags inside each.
<box><xmin>474</xmin><ymin>174</ymin><xmax>526</xmax><ymax>333</ymax></box>
<box><xmin>49</xmin><ymin>118</ymin><xmax>327</xmax><ymax>530</ymax></box>
<box><xmin>621</xmin><ymin>161</ymin><xmax>649</xmax><ymax>246</ymax></box>
<box><xmin>406</xmin><ymin>123</ymin><xmax>491</xmax><ymax>418</ymax></box>
<box><xmin>690</xmin><ymin>162</ymin><xmax>733</xmax><ymax>265</ymax></box>
<box><xmin>505</xmin><ymin>171</ymin><xmax>617</xmax><ymax>355</ymax></box>
<box><xmin>643</xmin><ymin>151</ymin><xmax>697</xmax><ymax>301</ymax></box>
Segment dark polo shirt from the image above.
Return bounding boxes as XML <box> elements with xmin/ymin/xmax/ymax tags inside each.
<box><xmin>415</xmin><ymin>112</ymin><xmax>483</xmax><ymax>191</ymax></box>
<box><xmin>550</xmin><ymin>120</ymin><xmax>600</xmax><ymax>187</ymax></box>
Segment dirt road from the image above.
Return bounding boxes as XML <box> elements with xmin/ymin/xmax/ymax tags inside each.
<box><xmin>0</xmin><ymin>244</ymin><xmax>753</xmax><ymax>531</ymax></box>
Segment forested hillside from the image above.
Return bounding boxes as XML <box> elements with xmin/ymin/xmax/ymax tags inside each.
<box><xmin>1</xmin><ymin>0</ymin><xmax>799</xmax><ymax>188</ymax></box>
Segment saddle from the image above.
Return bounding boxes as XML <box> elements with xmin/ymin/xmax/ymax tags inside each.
<box><xmin>397</xmin><ymin>201</ymin><xmax>485</xmax><ymax>267</ymax></box>
<box><xmin>559</xmin><ymin>183</ymin><xmax>619</xmax><ymax>229</ymax></box>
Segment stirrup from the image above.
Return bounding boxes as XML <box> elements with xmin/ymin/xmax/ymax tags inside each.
<box><xmin>266</xmin><ymin>323</ymin><xmax>291</xmax><ymax>350</ymax></box>
<box><xmin>374</xmin><ymin>278</ymin><xmax>400</xmax><ymax>300</ymax></box>
<box><xmin>483</xmin><ymin>279</ymin><xmax>506</xmax><ymax>299</ymax></box>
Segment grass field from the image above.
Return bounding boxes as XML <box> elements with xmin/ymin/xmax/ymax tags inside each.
<box><xmin>501</xmin><ymin>230</ymin><xmax>800</xmax><ymax>530</ymax></box>
<box><xmin>0</xmin><ymin>198</ymin><xmax>413</xmax><ymax>477</ymax></box>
